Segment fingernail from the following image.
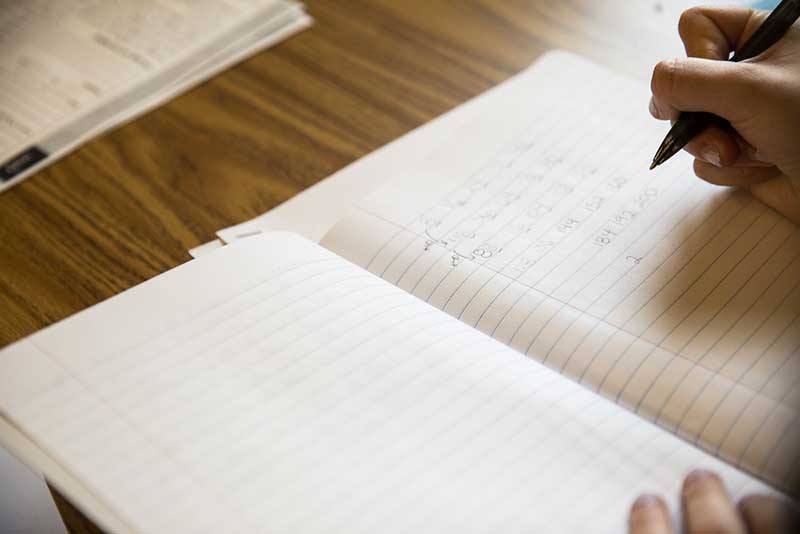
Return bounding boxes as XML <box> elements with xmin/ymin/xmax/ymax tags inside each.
<box><xmin>649</xmin><ymin>98</ymin><xmax>662</xmax><ymax>119</ymax></box>
<box><xmin>685</xmin><ymin>469</ymin><xmax>714</xmax><ymax>485</ymax></box>
<box><xmin>701</xmin><ymin>146</ymin><xmax>722</xmax><ymax>167</ymax></box>
<box><xmin>746</xmin><ymin>145</ymin><xmax>768</xmax><ymax>163</ymax></box>
<box><xmin>633</xmin><ymin>494</ymin><xmax>661</xmax><ymax>509</ymax></box>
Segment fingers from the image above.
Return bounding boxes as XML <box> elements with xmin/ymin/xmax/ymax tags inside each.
<box><xmin>629</xmin><ymin>494</ymin><xmax>672</xmax><ymax>534</ymax></box>
<box><xmin>679</xmin><ymin>6</ymin><xmax>742</xmax><ymax>59</ymax></box>
<box><xmin>678</xmin><ymin>7</ymin><xmax>766</xmax><ymax>59</ymax></box>
<box><xmin>694</xmin><ymin>163</ymin><xmax>800</xmax><ymax>224</ymax></box>
<box><xmin>649</xmin><ymin>6</ymin><xmax>770</xmax><ymax>161</ymax></box>
<box><xmin>649</xmin><ymin>95</ymin><xmax>680</xmax><ymax>122</ymax></box>
<box><xmin>750</xmin><ymin>174</ymin><xmax>800</xmax><ymax>225</ymax></box>
<box><xmin>684</xmin><ymin>128</ymin><xmax>774</xmax><ymax>168</ymax></box>
<box><xmin>694</xmin><ymin>159</ymin><xmax>781</xmax><ymax>187</ymax></box>
<box><xmin>627</xmin><ymin>473</ymin><xmax>800</xmax><ymax>534</ymax></box>
<box><xmin>682</xmin><ymin>124</ymin><xmax>741</xmax><ymax>167</ymax></box>
<box><xmin>651</xmin><ymin>57</ymin><xmax>765</xmax><ymax>123</ymax></box>
<box><xmin>682</xmin><ymin>469</ymin><xmax>747</xmax><ymax>534</ymax></box>
<box><xmin>739</xmin><ymin>494</ymin><xmax>800</xmax><ymax>534</ymax></box>
<box><xmin>647</xmin><ymin>102</ymin><xmax>773</xmax><ymax>168</ymax></box>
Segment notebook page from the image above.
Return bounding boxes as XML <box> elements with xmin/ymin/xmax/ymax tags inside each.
<box><xmin>0</xmin><ymin>233</ymin><xmax>773</xmax><ymax>532</ymax></box>
<box><xmin>0</xmin><ymin>417</ymin><xmax>129</xmax><ymax>533</ymax></box>
<box><xmin>320</xmin><ymin>52</ymin><xmax>800</xmax><ymax>491</ymax></box>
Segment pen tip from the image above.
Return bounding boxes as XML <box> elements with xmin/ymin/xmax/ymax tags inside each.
<box><xmin>649</xmin><ymin>161</ymin><xmax>658</xmax><ymax>171</ymax></box>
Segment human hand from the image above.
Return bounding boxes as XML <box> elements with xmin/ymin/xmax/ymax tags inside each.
<box><xmin>629</xmin><ymin>469</ymin><xmax>799</xmax><ymax>534</ymax></box>
<box><xmin>650</xmin><ymin>6</ymin><xmax>800</xmax><ymax>224</ymax></box>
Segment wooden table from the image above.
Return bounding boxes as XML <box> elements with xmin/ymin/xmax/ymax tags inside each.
<box><xmin>0</xmin><ymin>1</ymin><xmax>695</xmax><ymax>531</ymax></box>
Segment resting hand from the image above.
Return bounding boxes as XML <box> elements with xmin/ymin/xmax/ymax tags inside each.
<box><xmin>629</xmin><ymin>469</ymin><xmax>799</xmax><ymax>534</ymax></box>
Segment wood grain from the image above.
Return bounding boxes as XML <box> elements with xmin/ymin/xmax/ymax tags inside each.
<box><xmin>0</xmin><ymin>1</ymin><xmax>694</xmax><ymax>531</ymax></box>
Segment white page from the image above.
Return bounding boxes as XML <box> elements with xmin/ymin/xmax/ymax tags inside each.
<box><xmin>0</xmin><ymin>0</ymin><xmax>309</xmax><ymax>192</ymax></box>
<box><xmin>320</xmin><ymin>52</ymin><xmax>800</xmax><ymax>490</ymax></box>
<box><xmin>0</xmin><ymin>233</ymin><xmax>774</xmax><ymax>532</ymax></box>
<box><xmin>0</xmin><ymin>7</ymin><xmax>308</xmax><ymax>522</ymax></box>
<box><xmin>0</xmin><ymin>416</ymin><xmax>130</xmax><ymax>534</ymax></box>
<box><xmin>0</xmin><ymin>446</ymin><xmax>65</xmax><ymax>534</ymax></box>
<box><xmin>211</xmin><ymin>1</ymin><xmax>750</xmax><ymax>248</ymax></box>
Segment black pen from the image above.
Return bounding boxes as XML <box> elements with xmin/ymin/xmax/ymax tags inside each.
<box><xmin>650</xmin><ymin>0</ymin><xmax>800</xmax><ymax>170</ymax></box>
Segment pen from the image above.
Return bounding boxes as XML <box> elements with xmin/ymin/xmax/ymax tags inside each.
<box><xmin>650</xmin><ymin>0</ymin><xmax>800</xmax><ymax>170</ymax></box>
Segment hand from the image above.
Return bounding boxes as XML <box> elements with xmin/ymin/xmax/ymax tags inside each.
<box><xmin>629</xmin><ymin>469</ymin><xmax>799</xmax><ymax>534</ymax></box>
<box><xmin>650</xmin><ymin>6</ymin><xmax>800</xmax><ymax>224</ymax></box>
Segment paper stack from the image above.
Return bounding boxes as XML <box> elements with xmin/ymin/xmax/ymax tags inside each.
<box><xmin>0</xmin><ymin>0</ymin><xmax>311</xmax><ymax>192</ymax></box>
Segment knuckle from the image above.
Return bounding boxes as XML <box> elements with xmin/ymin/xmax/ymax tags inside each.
<box><xmin>652</xmin><ymin>58</ymin><xmax>680</xmax><ymax>99</ymax></box>
<box><xmin>678</xmin><ymin>7</ymin><xmax>703</xmax><ymax>38</ymax></box>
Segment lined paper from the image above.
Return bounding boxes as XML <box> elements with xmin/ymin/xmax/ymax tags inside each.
<box><xmin>0</xmin><ymin>234</ymin><xmax>770</xmax><ymax>533</ymax></box>
<box><xmin>320</xmin><ymin>52</ymin><xmax>800</xmax><ymax>490</ymax></box>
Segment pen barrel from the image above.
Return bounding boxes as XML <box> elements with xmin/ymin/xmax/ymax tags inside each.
<box><xmin>732</xmin><ymin>0</ymin><xmax>800</xmax><ymax>61</ymax></box>
<box><xmin>668</xmin><ymin>111</ymin><xmax>727</xmax><ymax>152</ymax></box>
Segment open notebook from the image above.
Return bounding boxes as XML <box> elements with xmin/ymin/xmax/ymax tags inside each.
<box><xmin>1</xmin><ymin>51</ymin><xmax>798</xmax><ymax>532</ymax></box>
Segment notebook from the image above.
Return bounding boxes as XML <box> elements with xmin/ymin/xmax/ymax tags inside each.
<box><xmin>1</xmin><ymin>51</ymin><xmax>797</xmax><ymax>533</ymax></box>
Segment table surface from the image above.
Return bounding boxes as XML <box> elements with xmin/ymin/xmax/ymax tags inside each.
<box><xmin>0</xmin><ymin>1</ymin><xmax>697</xmax><ymax>531</ymax></box>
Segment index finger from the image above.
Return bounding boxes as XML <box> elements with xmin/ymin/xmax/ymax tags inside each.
<box><xmin>678</xmin><ymin>6</ymin><xmax>767</xmax><ymax>59</ymax></box>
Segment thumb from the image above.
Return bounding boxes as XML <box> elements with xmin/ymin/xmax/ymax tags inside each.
<box><xmin>651</xmin><ymin>57</ymin><xmax>762</xmax><ymax>124</ymax></box>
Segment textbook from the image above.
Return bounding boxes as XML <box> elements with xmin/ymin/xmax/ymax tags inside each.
<box><xmin>1</xmin><ymin>51</ymin><xmax>798</xmax><ymax>533</ymax></box>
